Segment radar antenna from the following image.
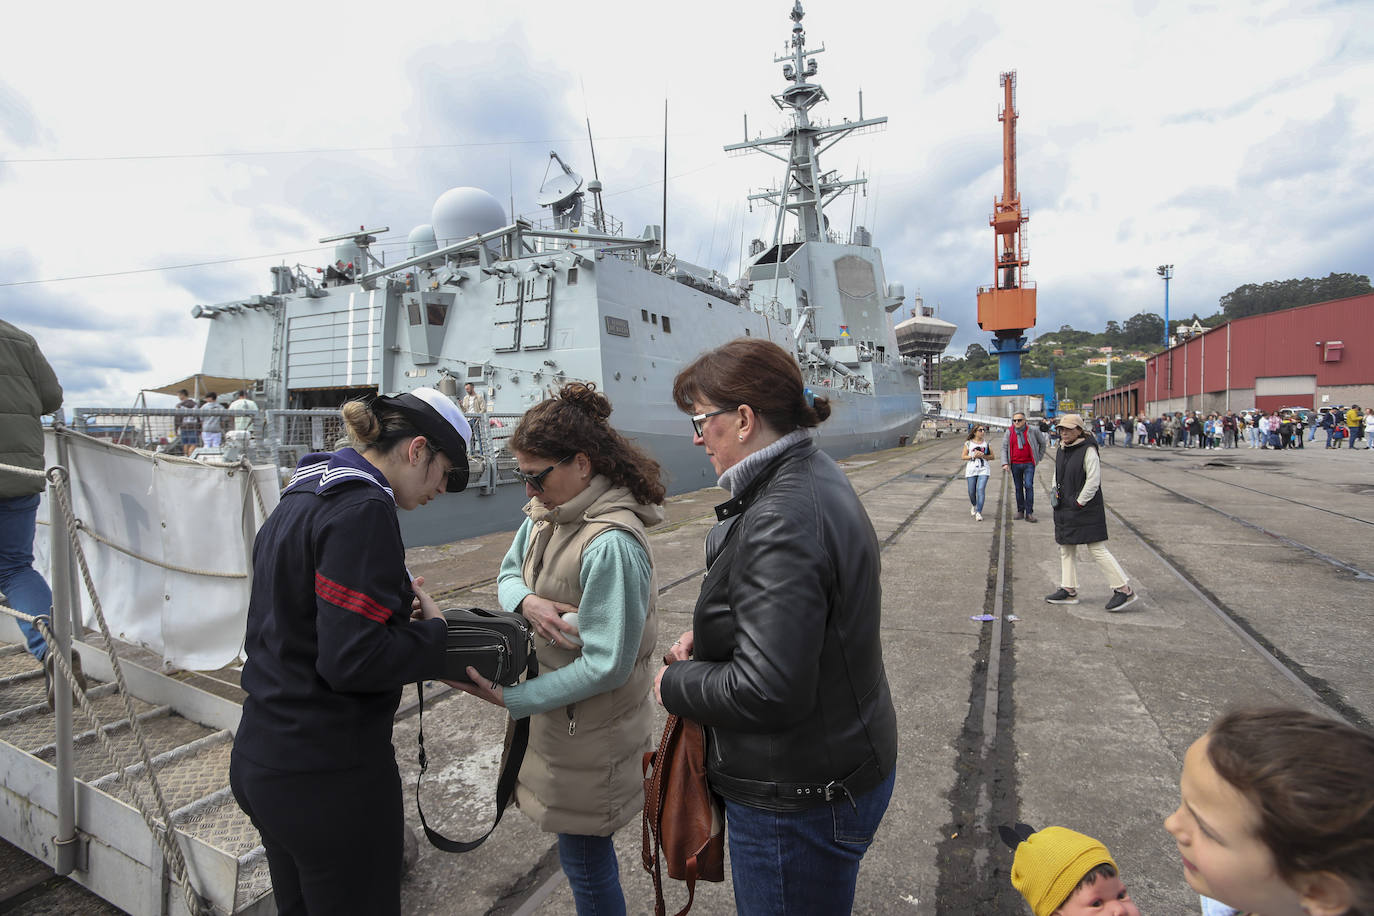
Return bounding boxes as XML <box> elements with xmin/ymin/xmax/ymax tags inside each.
<box><xmin>318</xmin><ymin>226</ymin><xmax>389</xmax><ymax>289</ymax></box>
<box><xmin>536</xmin><ymin>152</ymin><xmax>585</xmax><ymax>230</ymax></box>
<box><xmin>724</xmin><ymin>2</ymin><xmax>886</xmax><ymax>246</ymax></box>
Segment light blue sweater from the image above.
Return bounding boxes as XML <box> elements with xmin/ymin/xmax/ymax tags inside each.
<box><xmin>497</xmin><ymin>519</ymin><xmax>651</xmax><ymax>721</ymax></box>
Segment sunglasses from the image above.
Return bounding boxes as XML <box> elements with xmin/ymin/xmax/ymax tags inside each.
<box><xmin>691</xmin><ymin>406</ymin><xmax>736</xmax><ymax>438</ymax></box>
<box><xmin>513</xmin><ymin>454</ymin><xmax>572</xmax><ymax>493</ymax></box>
<box><xmin>1013</xmin><ymin>417</ymin><xmax>1026</xmax><ymax>422</ymax></box>
<box><xmin>425</xmin><ymin>444</ymin><xmax>469</xmax><ymax>493</ymax></box>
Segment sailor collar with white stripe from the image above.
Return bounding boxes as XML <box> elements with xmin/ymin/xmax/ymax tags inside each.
<box><xmin>285</xmin><ymin>447</ymin><xmax>396</xmax><ymax>504</ymax></box>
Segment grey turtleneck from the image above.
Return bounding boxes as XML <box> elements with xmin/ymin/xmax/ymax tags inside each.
<box><xmin>717</xmin><ymin>429</ymin><xmax>812</xmax><ymax>495</ymax></box>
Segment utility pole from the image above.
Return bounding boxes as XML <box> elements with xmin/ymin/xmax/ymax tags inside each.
<box><xmin>1157</xmin><ymin>264</ymin><xmax>1174</xmax><ymax>347</ymax></box>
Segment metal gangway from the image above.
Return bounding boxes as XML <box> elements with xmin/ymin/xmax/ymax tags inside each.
<box><xmin>933</xmin><ymin>407</ymin><xmax>1016</xmax><ymax>431</ymax></box>
<box><xmin>0</xmin><ymin>426</ymin><xmax>276</xmax><ymax>915</ymax></box>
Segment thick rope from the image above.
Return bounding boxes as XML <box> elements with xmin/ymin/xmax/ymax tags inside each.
<box><xmin>0</xmin><ymin>602</ymin><xmax>209</xmax><ymax>915</ymax></box>
<box><xmin>39</xmin><ymin>466</ymin><xmax>209</xmax><ymax>915</ymax></box>
<box><xmin>0</xmin><ymin>460</ymin><xmax>45</xmax><ymax>481</ymax></box>
<box><xmin>240</xmin><ymin>456</ymin><xmax>268</xmax><ymax>520</ymax></box>
<box><xmin>73</xmin><ymin>521</ymin><xmax>246</xmax><ymax>579</ymax></box>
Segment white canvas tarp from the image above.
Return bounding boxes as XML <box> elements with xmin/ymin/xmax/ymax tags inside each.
<box><xmin>36</xmin><ymin>430</ymin><xmax>279</xmax><ymax>670</ymax></box>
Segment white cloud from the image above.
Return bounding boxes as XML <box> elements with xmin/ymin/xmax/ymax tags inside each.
<box><xmin>2</xmin><ymin>0</ymin><xmax>1371</xmax><ymax>405</ymax></box>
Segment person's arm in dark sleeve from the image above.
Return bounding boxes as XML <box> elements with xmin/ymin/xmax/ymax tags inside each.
<box><xmin>27</xmin><ymin>337</ymin><xmax>63</xmax><ymax>416</ymax></box>
<box><xmin>661</xmin><ymin>505</ymin><xmax>830</xmax><ymax>732</ymax></box>
<box><xmin>312</xmin><ymin>498</ymin><xmax>447</xmax><ymax>691</ymax></box>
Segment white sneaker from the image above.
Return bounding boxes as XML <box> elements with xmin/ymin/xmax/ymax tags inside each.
<box><xmin>970</xmin><ymin>505</ymin><xmax>976</xmax><ymax>517</ymax></box>
<box><xmin>975</xmin><ymin>512</ymin><xmax>983</xmax><ymax>521</ymax></box>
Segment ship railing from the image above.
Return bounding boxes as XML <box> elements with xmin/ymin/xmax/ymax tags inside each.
<box><xmin>67</xmin><ymin>406</ymin><xmax>543</xmax><ymax>497</ymax></box>
<box><xmin>977</xmin><ymin>279</ymin><xmax>1037</xmax><ymax>295</ymax></box>
<box><xmin>70</xmin><ymin>406</ymin><xmax>268</xmax><ymax>457</ymax></box>
<box><xmin>524</xmin><ymin>212</ymin><xmax>624</xmax><ymax>240</ymax></box>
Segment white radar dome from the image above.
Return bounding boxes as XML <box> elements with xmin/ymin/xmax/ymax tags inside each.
<box><xmin>432</xmin><ymin>188</ymin><xmax>507</xmax><ymax>250</ymax></box>
<box><xmin>408</xmin><ymin>224</ymin><xmax>438</xmax><ymax>259</ymax></box>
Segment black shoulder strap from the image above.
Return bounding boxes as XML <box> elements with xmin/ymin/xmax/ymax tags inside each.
<box><xmin>414</xmin><ymin>653</ymin><xmax>538</xmax><ymax>853</ymax></box>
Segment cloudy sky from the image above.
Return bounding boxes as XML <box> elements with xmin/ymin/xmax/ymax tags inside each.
<box><xmin>3</xmin><ymin>0</ymin><xmax>1371</xmax><ymax>406</ymax></box>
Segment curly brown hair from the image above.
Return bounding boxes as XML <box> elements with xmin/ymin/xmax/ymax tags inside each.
<box><xmin>671</xmin><ymin>338</ymin><xmax>830</xmax><ymax>432</ymax></box>
<box><xmin>1208</xmin><ymin>707</ymin><xmax>1374</xmax><ymax>914</ymax></box>
<box><xmin>510</xmin><ymin>383</ymin><xmax>665</xmax><ymax>506</ymax></box>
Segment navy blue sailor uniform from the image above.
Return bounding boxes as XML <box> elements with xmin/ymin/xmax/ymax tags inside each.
<box><xmin>230</xmin><ymin>448</ymin><xmax>448</xmax><ymax>916</ymax></box>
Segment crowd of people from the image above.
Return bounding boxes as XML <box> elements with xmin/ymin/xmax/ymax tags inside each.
<box><xmin>1087</xmin><ymin>406</ymin><xmax>1372</xmax><ymax>452</ymax></box>
<box><xmin>9</xmin><ymin>313</ymin><xmax>1373</xmax><ymax>916</ymax></box>
<box><xmin>175</xmin><ymin>388</ymin><xmax>258</xmax><ymax>455</ymax></box>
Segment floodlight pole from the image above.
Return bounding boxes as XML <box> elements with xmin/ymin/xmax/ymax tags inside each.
<box><xmin>1157</xmin><ymin>264</ymin><xmax>1174</xmax><ymax>347</ymax></box>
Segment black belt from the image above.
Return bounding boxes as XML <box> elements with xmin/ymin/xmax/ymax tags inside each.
<box><xmin>713</xmin><ymin>756</ymin><xmax>886</xmax><ymax>809</ymax></box>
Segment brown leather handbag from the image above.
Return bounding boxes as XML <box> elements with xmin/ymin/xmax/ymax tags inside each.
<box><xmin>641</xmin><ymin>714</ymin><xmax>725</xmax><ymax>916</ymax></box>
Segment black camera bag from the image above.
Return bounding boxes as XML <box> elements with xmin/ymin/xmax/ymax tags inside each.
<box><xmin>440</xmin><ymin>606</ymin><xmax>537</xmax><ymax>686</ymax></box>
<box><xmin>416</xmin><ymin>607</ymin><xmax>540</xmax><ymax>853</ymax></box>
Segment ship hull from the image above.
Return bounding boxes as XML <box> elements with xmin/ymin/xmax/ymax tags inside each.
<box><xmin>399</xmin><ymin>390</ymin><xmax>923</xmax><ymax>546</ymax></box>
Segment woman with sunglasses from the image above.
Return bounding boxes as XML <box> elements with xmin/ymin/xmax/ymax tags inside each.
<box><xmin>231</xmin><ymin>388</ymin><xmax>471</xmax><ymax>915</ymax></box>
<box><xmin>963</xmin><ymin>425</ymin><xmax>992</xmax><ymax>521</ymax></box>
<box><xmin>456</xmin><ymin>382</ymin><xmax>663</xmax><ymax>916</ymax></box>
<box><xmin>654</xmin><ymin>338</ymin><xmax>897</xmax><ymax>915</ymax></box>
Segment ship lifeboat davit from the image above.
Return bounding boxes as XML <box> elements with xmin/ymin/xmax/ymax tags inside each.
<box><xmin>432</xmin><ymin>187</ymin><xmax>507</xmax><ymax>251</ymax></box>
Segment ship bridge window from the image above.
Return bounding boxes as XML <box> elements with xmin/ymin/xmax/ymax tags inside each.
<box><xmin>652</xmin><ymin>313</ymin><xmax>658</xmax><ymax>325</ymax></box>
<box><xmin>427</xmin><ymin>301</ymin><xmax>449</xmax><ymax>326</ymax></box>
<box><xmin>641</xmin><ymin>309</ymin><xmax>649</xmax><ymax>322</ymax></box>
<box><xmin>662</xmin><ymin>315</ymin><xmax>671</xmax><ymax>333</ymax></box>
<box><xmin>407</xmin><ymin>302</ymin><xmax>422</xmax><ymax>326</ymax></box>
<box><xmin>567</xmin><ymin>267</ymin><xmax>579</xmax><ymax>286</ymax></box>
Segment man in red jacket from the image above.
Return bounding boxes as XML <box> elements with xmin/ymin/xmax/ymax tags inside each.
<box><xmin>1001</xmin><ymin>411</ymin><xmax>1047</xmax><ymax>522</ymax></box>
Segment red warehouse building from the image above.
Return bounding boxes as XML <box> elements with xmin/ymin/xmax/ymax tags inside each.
<box><xmin>1141</xmin><ymin>293</ymin><xmax>1373</xmax><ymax>416</ymax></box>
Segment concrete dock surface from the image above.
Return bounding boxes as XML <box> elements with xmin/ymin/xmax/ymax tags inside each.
<box><xmin>3</xmin><ymin>434</ymin><xmax>1371</xmax><ymax>914</ymax></box>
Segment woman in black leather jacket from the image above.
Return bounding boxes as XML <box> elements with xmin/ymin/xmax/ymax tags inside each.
<box><xmin>654</xmin><ymin>338</ymin><xmax>897</xmax><ymax>916</ymax></box>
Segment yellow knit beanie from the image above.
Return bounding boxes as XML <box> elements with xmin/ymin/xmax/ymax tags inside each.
<box><xmin>1010</xmin><ymin>826</ymin><xmax>1117</xmax><ymax>916</ymax></box>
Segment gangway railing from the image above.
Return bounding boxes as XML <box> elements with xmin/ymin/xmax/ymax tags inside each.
<box><xmin>934</xmin><ymin>408</ymin><xmax>1015</xmax><ymax>431</ymax></box>
<box><xmin>70</xmin><ymin>405</ymin><xmax>540</xmax><ymax>498</ymax></box>
<box><xmin>0</xmin><ymin>424</ymin><xmax>275</xmax><ymax>915</ymax></box>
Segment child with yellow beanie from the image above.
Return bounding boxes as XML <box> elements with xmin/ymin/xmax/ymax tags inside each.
<box><xmin>1002</xmin><ymin>824</ymin><xmax>1142</xmax><ymax>916</ymax></box>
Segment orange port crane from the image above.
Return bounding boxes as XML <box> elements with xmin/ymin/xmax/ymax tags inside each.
<box><xmin>976</xmin><ymin>70</ymin><xmax>1036</xmax><ymax>337</ymax></box>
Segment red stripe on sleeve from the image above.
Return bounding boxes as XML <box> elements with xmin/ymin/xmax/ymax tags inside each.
<box><xmin>314</xmin><ymin>572</ymin><xmax>393</xmax><ymax>624</ymax></box>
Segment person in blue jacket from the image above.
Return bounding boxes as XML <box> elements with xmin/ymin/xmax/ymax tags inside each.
<box><xmin>229</xmin><ymin>388</ymin><xmax>470</xmax><ymax>916</ymax></box>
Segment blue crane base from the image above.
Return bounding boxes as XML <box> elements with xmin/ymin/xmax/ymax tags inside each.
<box><xmin>967</xmin><ymin>374</ymin><xmax>1058</xmax><ymax>418</ymax></box>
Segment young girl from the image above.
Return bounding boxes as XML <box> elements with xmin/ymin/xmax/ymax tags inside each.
<box><xmin>1165</xmin><ymin>707</ymin><xmax>1374</xmax><ymax>916</ymax></box>
<box><xmin>963</xmin><ymin>426</ymin><xmax>992</xmax><ymax>521</ymax></box>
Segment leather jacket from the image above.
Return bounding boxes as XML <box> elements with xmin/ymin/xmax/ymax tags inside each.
<box><xmin>660</xmin><ymin>437</ymin><xmax>897</xmax><ymax>811</ymax></box>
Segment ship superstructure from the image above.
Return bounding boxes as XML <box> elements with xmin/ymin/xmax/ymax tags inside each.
<box><xmin>192</xmin><ymin>1</ymin><xmax>925</xmax><ymax>544</ymax></box>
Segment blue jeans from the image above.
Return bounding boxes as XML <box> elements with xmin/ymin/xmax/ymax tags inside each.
<box><xmin>966</xmin><ymin>474</ymin><xmax>989</xmax><ymax>514</ymax></box>
<box><xmin>0</xmin><ymin>494</ymin><xmax>51</xmax><ymax>661</ymax></box>
<box><xmin>724</xmin><ymin>767</ymin><xmax>895</xmax><ymax>916</ymax></box>
<box><xmin>1009</xmin><ymin>463</ymin><xmax>1035</xmax><ymax>514</ymax></box>
<box><xmin>557</xmin><ymin>833</ymin><xmax>625</xmax><ymax>916</ymax></box>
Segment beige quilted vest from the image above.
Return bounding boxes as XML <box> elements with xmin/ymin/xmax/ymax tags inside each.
<box><xmin>515</xmin><ymin>475</ymin><xmax>660</xmax><ymax>836</ymax></box>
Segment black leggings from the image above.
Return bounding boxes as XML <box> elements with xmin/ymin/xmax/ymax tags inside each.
<box><xmin>230</xmin><ymin>748</ymin><xmax>404</xmax><ymax>916</ymax></box>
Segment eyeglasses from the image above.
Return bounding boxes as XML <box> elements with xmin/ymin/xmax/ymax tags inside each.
<box><xmin>691</xmin><ymin>406</ymin><xmax>736</xmax><ymax>438</ymax></box>
<box><xmin>1013</xmin><ymin>417</ymin><xmax>1026</xmax><ymax>423</ymax></box>
<box><xmin>513</xmin><ymin>454</ymin><xmax>572</xmax><ymax>493</ymax></box>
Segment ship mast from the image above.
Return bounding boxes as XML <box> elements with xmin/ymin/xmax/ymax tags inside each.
<box><xmin>725</xmin><ymin>1</ymin><xmax>887</xmax><ymax>245</ymax></box>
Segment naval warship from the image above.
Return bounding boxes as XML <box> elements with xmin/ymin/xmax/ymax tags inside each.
<box><xmin>192</xmin><ymin>1</ymin><xmax>926</xmax><ymax>545</ymax></box>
